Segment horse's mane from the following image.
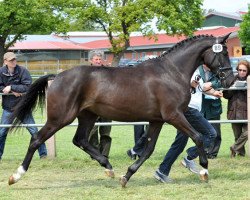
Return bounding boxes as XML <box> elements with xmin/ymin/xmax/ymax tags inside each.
<box><xmin>147</xmin><ymin>34</ymin><xmax>214</xmax><ymax>61</ymax></box>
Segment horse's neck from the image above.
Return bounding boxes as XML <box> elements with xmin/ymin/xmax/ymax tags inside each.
<box><xmin>167</xmin><ymin>40</ymin><xmax>212</xmax><ymax>78</ymax></box>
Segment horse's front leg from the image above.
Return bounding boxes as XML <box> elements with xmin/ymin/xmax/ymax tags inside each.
<box><xmin>120</xmin><ymin>122</ymin><xmax>163</xmax><ymax>187</ymax></box>
<box><xmin>169</xmin><ymin>112</ymin><xmax>209</xmax><ymax>181</ymax></box>
<box><xmin>73</xmin><ymin>111</ymin><xmax>114</xmax><ymax>178</ymax></box>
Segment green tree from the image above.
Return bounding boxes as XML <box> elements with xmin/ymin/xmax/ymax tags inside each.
<box><xmin>239</xmin><ymin>5</ymin><xmax>250</xmax><ymax>54</ymax></box>
<box><xmin>71</xmin><ymin>0</ymin><xmax>204</xmax><ymax>66</ymax></box>
<box><xmin>0</xmin><ymin>0</ymin><xmax>74</xmax><ymax>65</ymax></box>
<box><xmin>68</xmin><ymin>19</ymin><xmax>99</xmax><ymax>32</ymax></box>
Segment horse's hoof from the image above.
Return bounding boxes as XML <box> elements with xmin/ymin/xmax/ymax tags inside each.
<box><xmin>199</xmin><ymin>169</ymin><xmax>209</xmax><ymax>182</ymax></box>
<box><xmin>119</xmin><ymin>176</ymin><xmax>127</xmax><ymax>188</ymax></box>
<box><xmin>104</xmin><ymin>169</ymin><xmax>115</xmax><ymax>178</ymax></box>
<box><xmin>8</xmin><ymin>175</ymin><xmax>16</xmax><ymax>185</ymax></box>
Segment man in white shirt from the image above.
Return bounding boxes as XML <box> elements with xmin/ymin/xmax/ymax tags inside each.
<box><xmin>154</xmin><ymin>69</ymin><xmax>223</xmax><ymax>183</ymax></box>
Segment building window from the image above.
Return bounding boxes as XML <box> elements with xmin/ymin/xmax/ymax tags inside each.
<box><xmin>141</xmin><ymin>52</ymin><xmax>146</xmax><ymax>58</ymax></box>
<box><xmin>103</xmin><ymin>53</ymin><xmax>107</xmax><ymax>61</ymax></box>
<box><xmin>132</xmin><ymin>52</ymin><xmax>136</xmax><ymax>60</ymax></box>
<box><xmin>81</xmin><ymin>51</ymin><xmax>88</xmax><ymax>61</ymax></box>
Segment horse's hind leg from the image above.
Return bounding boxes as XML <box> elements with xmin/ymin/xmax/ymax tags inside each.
<box><xmin>9</xmin><ymin>121</ymin><xmax>70</xmax><ymax>185</ymax></box>
<box><xmin>72</xmin><ymin>110</ymin><xmax>114</xmax><ymax>177</ymax></box>
<box><xmin>120</xmin><ymin>122</ymin><xmax>163</xmax><ymax>187</ymax></box>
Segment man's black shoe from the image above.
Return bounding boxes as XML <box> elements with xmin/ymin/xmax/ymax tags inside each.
<box><xmin>127</xmin><ymin>149</ymin><xmax>137</xmax><ymax>160</ymax></box>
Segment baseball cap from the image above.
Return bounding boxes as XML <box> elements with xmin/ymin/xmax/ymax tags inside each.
<box><xmin>4</xmin><ymin>52</ymin><xmax>16</xmax><ymax>61</ymax></box>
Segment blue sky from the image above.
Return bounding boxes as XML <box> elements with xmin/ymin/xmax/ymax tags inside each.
<box><xmin>202</xmin><ymin>0</ymin><xmax>250</xmax><ymax>12</ymax></box>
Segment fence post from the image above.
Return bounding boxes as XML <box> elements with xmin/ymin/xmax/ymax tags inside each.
<box><xmin>46</xmin><ymin>79</ymin><xmax>56</xmax><ymax>158</ymax></box>
<box><xmin>47</xmin><ymin>133</ymin><xmax>56</xmax><ymax>158</ymax></box>
<box><xmin>247</xmin><ymin>76</ymin><xmax>250</xmax><ymax>157</ymax></box>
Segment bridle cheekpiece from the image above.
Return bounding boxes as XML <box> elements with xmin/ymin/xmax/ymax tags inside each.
<box><xmin>210</xmin><ymin>38</ymin><xmax>231</xmax><ymax>80</ymax></box>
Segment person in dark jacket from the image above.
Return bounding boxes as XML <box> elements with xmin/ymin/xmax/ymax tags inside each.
<box><xmin>223</xmin><ymin>60</ymin><xmax>250</xmax><ymax>157</ymax></box>
<box><xmin>0</xmin><ymin>52</ymin><xmax>47</xmax><ymax>161</ymax></box>
<box><xmin>199</xmin><ymin>64</ymin><xmax>222</xmax><ymax>158</ymax></box>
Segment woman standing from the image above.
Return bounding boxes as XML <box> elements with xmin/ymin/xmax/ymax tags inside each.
<box><xmin>224</xmin><ymin>60</ymin><xmax>250</xmax><ymax>157</ymax></box>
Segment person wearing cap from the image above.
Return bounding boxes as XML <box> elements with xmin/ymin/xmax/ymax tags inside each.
<box><xmin>87</xmin><ymin>50</ymin><xmax>112</xmax><ymax>158</ymax></box>
<box><xmin>0</xmin><ymin>52</ymin><xmax>47</xmax><ymax>161</ymax></box>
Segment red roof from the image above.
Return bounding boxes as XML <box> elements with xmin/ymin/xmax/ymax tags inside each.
<box><xmin>10</xmin><ymin>26</ymin><xmax>240</xmax><ymax>50</ymax></box>
<box><xmin>195</xmin><ymin>26</ymin><xmax>239</xmax><ymax>36</ymax></box>
<box><xmin>80</xmin><ymin>26</ymin><xmax>240</xmax><ymax>49</ymax></box>
<box><xmin>10</xmin><ymin>41</ymin><xmax>91</xmax><ymax>50</ymax></box>
<box><xmin>239</xmin><ymin>11</ymin><xmax>247</xmax><ymax>15</ymax></box>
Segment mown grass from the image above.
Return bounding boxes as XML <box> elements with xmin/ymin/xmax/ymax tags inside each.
<box><xmin>0</xmin><ymin>100</ymin><xmax>250</xmax><ymax>200</ymax></box>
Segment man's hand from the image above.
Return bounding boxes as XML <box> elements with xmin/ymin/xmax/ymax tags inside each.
<box><xmin>191</xmin><ymin>80</ymin><xmax>199</xmax><ymax>88</ymax></box>
<box><xmin>205</xmin><ymin>87</ymin><xmax>223</xmax><ymax>98</ymax></box>
<box><xmin>213</xmin><ymin>90</ymin><xmax>223</xmax><ymax>98</ymax></box>
<box><xmin>203</xmin><ymin>82</ymin><xmax>212</xmax><ymax>91</ymax></box>
<box><xmin>12</xmin><ymin>92</ymin><xmax>22</xmax><ymax>97</ymax></box>
<box><xmin>2</xmin><ymin>86</ymin><xmax>11</xmax><ymax>94</ymax></box>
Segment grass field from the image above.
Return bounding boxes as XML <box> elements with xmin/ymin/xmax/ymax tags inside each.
<box><xmin>0</xmin><ymin>101</ymin><xmax>250</xmax><ymax>200</ymax></box>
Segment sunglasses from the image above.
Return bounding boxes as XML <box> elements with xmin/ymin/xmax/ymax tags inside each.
<box><xmin>238</xmin><ymin>69</ymin><xmax>247</xmax><ymax>72</ymax></box>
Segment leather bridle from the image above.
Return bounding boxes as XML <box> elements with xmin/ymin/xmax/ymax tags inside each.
<box><xmin>203</xmin><ymin>45</ymin><xmax>232</xmax><ymax>81</ymax></box>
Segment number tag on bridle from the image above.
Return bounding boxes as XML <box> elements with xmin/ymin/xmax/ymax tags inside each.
<box><xmin>212</xmin><ymin>44</ymin><xmax>223</xmax><ymax>53</ymax></box>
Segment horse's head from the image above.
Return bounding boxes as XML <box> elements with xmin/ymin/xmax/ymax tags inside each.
<box><xmin>202</xmin><ymin>33</ymin><xmax>234</xmax><ymax>88</ymax></box>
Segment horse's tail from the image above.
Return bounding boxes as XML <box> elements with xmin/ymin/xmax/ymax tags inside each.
<box><xmin>11</xmin><ymin>74</ymin><xmax>56</xmax><ymax>129</ymax></box>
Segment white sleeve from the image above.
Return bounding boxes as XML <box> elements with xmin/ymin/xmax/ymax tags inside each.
<box><xmin>191</xmin><ymin>70</ymin><xmax>197</xmax><ymax>83</ymax></box>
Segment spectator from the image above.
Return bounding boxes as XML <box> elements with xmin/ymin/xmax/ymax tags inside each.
<box><xmin>88</xmin><ymin>50</ymin><xmax>112</xmax><ymax>158</ymax></box>
<box><xmin>223</xmin><ymin>60</ymin><xmax>250</xmax><ymax>157</ymax></box>
<box><xmin>127</xmin><ymin>125</ymin><xmax>148</xmax><ymax>160</ymax></box>
<box><xmin>0</xmin><ymin>52</ymin><xmax>47</xmax><ymax>161</ymax></box>
<box><xmin>199</xmin><ymin>64</ymin><xmax>222</xmax><ymax>159</ymax></box>
<box><xmin>154</xmin><ymin>69</ymin><xmax>223</xmax><ymax>183</ymax></box>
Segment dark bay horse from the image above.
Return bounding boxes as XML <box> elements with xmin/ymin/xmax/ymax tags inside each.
<box><xmin>8</xmin><ymin>34</ymin><xmax>234</xmax><ymax>187</ymax></box>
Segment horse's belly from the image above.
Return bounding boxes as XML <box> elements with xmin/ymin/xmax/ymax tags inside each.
<box><xmin>90</xmin><ymin>105</ymin><xmax>162</xmax><ymax>122</ymax></box>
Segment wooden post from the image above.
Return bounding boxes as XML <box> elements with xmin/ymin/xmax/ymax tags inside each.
<box><xmin>47</xmin><ymin>133</ymin><xmax>56</xmax><ymax>158</ymax></box>
<box><xmin>247</xmin><ymin>76</ymin><xmax>250</xmax><ymax>157</ymax></box>
<box><xmin>46</xmin><ymin>78</ymin><xmax>56</xmax><ymax>158</ymax></box>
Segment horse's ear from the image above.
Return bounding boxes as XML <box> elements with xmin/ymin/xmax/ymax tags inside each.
<box><xmin>218</xmin><ymin>32</ymin><xmax>231</xmax><ymax>43</ymax></box>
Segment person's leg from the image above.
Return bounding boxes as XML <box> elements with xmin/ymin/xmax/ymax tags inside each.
<box><xmin>155</xmin><ymin>107</ymin><xmax>194</xmax><ymax>181</ymax></box>
<box><xmin>0</xmin><ymin>110</ymin><xmax>13</xmax><ymax>160</ymax></box>
<box><xmin>88</xmin><ymin>125</ymin><xmax>99</xmax><ymax>150</ymax></box>
<box><xmin>23</xmin><ymin>113</ymin><xmax>47</xmax><ymax>158</ymax></box>
<box><xmin>158</xmin><ymin>131</ymin><xmax>189</xmax><ymax>176</ymax></box>
<box><xmin>186</xmin><ymin>108</ymin><xmax>217</xmax><ymax>160</ymax></box>
<box><xmin>233</xmin><ymin>124</ymin><xmax>248</xmax><ymax>156</ymax></box>
<box><xmin>230</xmin><ymin>123</ymin><xmax>242</xmax><ymax>157</ymax></box>
<box><xmin>99</xmin><ymin>118</ymin><xmax>112</xmax><ymax>157</ymax></box>
<box><xmin>207</xmin><ymin>115</ymin><xmax>221</xmax><ymax>158</ymax></box>
<box><xmin>180</xmin><ymin>108</ymin><xmax>216</xmax><ymax>174</ymax></box>
<box><xmin>134</xmin><ymin>125</ymin><xmax>145</xmax><ymax>144</ymax></box>
<box><xmin>132</xmin><ymin>131</ymin><xmax>147</xmax><ymax>157</ymax></box>
<box><xmin>231</xmin><ymin>123</ymin><xmax>241</xmax><ymax>142</ymax></box>
<box><xmin>127</xmin><ymin>125</ymin><xmax>148</xmax><ymax>159</ymax></box>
